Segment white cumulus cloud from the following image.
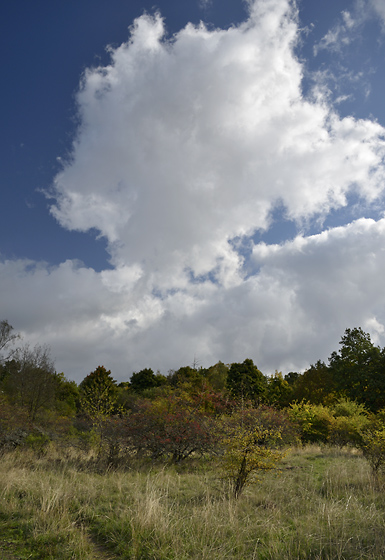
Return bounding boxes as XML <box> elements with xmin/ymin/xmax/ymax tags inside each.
<box><xmin>2</xmin><ymin>0</ymin><xmax>385</xmax><ymax>381</ymax></box>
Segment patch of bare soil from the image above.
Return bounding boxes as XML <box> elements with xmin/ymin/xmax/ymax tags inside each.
<box><xmin>85</xmin><ymin>532</ymin><xmax>119</xmax><ymax>560</ymax></box>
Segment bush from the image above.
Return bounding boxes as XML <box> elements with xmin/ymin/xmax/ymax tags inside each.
<box><xmin>359</xmin><ymin>427</ymin><xmax>385</xmax><ymax>478</ymax></box>
<box><xmin>220</xmin><ymin>410</ymin><xmax>285</xmax><ymax>498</ymax></box>
<box><xmin>123</xmin><ymin>395</ymin><xmax>221</xmax><ymax>463</ymax></box>
<box><xmin>288</xmin><ymin>402</ymin><xmax>334</xmax><ymax>444</ymax></box>
<box><xmin>247</xmin><ymin>404</ymin><xmax>299</xmax><ymax>445</ymax></box>
<box><xmin>357</xmin><ymin>409</ymin><xmax>385</xmax><ymax>478</ymax></box>
<box><xmin>329</xmin><ymin>399</ymin><xmax>369</xmax><ymax>447</ymax></box>
<box><xmin>24</xmin><ymin>430</ymin><xmax>51</xmax><ymax>456</ymax></box>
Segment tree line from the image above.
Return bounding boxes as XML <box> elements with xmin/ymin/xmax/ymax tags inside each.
<box><xmin>2</xmin><ymin>320</ymin><xmax>385</xmax><ymax>495</ymax></box>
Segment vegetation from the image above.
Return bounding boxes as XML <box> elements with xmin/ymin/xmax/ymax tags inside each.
<box><xmin>221</xmin><ymin>409</ymin><xmax>285</xmax><ymax>498</ymax></box>
<box><xmin>2</xmin><ymin>445</ymin><xmax>385</xmax><ymax>559</ymax></box>
<box><xmin>3</xmin><ymin>319</ymin><xmax>385</xmax><ymax>557</ymax></box>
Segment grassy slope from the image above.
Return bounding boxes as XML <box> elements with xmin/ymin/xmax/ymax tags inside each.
<box><xmin>1</xmin><ymin>445</ymin><xmax>384</xmax><ymax>560</ymax></box>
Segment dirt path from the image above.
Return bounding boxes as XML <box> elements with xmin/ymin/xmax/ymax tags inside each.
<box><xmin>0</xmin><ymin>536</ymin><xmax>117</xmax><ymax>560</ymax></box>
<box><xmin>85</xmin><ymin>531</ymin><xmax>119</xmax><ymax>560</ymax></box>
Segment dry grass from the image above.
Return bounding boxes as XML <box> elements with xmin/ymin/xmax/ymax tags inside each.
<box><xmin>1</xmin><ymin>444</ymin><xmax>385</xmax><ymax>559</ymax></box>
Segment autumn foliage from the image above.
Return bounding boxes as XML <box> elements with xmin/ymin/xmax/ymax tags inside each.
<box><xmin>4</xmin><ymin>319</ymin><xmax>385</xmax><ymax>492</ymax></box>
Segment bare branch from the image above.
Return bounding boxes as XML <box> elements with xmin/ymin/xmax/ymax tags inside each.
<box><xmin>0</xmin><ymin>320</ymin><xmax>20</xmax><ymax>362</ymax></box>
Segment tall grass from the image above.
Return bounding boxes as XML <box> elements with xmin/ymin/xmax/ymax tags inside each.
<box><xmin>1</xmin><ymin>444</ymin><xmax>385</xmax><ymax>559</ymax></box>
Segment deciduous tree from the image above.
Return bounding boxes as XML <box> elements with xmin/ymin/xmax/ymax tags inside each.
<box><xmin>226</xmin><ymin>359</ymin><xmax>267</xmax><ymax>403</ymax></box>
<box><xmin>221</xmin><ymin>410</ymin><xmax>285</xmax><ymax>498</ymax></box>
<box><xmin>3</xmin><ymin>344</ymin><xmax>58</xmax><ymax>421</ymax></box>
<box><xmin>329</xmin><ymin>328</ymin><xmax>384</xmax><ymax>411</ymax></box>
<box><xmin>125</xmin><ymin>395</ymin><xmax>220</xmax><ymax>463</ymax></box>
<box><xmin>0</xmin><ymin>319</ymin><xmax>19</xmax><ymax>364</ymax></box>
<box><xmin>130</xmin><ymin>368</ymin><xmax>167</xmax><ymax>393</ymax></box>
<box><xmin>266</xmin><ymin>371</ymin><xmax>292</xmax><ymax>408</ymax></box>
<box><xmin>79</xmin><ymin>366</ymin><xmax>118</xmax><ymax>420</ymax></box>
<box><xmin>292</xmin><ymin>360</ymin><xmax>337</xmax><ymax>405</ymax></box>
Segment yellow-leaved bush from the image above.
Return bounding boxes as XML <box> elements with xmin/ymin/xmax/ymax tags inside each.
<box><xmin>220</xmin><ymin>410</ymin><xmax>286</xmax><ymax>498</ymax></box>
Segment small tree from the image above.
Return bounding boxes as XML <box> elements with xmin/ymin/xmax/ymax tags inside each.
<box><xmin>168</xmin><ymin>366</ymin><xmax>206</xmax><ymax>390</ymax></box>
<box><xmin>79</xmin><ymin>366</ymin><xmax>118</xmax><ymax>420</ymax></box>
<box><xmin>221</xmin><ymin>410</ymin><xmax>285</xmax><ymax>498</ymax></box>
<box><xmin>359</xmin><ymin>428</ymin><xmax>385</xmax><ymax>478</ymax></box>
<box><xmin>79</xmin><ymin>366</ymin><xmax>120</xmax><ymax>461</ymax></box>
<box><xmin>357</xmin><ymin>410</ymin><xmax>385</xmax><ymax>479</ymax></box>
<box><xmin>125</xmin><ymin>395</ymin><xmax>220</xmax><ymax>463</ymax></box>
<box><xmin>3</xmin><ymin>344</ymin><xmax>58</xmax><ymax>421</ymax></box>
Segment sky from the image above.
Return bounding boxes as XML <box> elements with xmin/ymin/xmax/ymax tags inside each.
<box><xmin>2</xmin><ymin>0</ymin><xmax>385</xmax><ymax>383</ymax></box>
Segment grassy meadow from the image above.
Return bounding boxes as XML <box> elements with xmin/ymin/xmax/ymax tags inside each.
<box><xmin>1</xmin><ymin>444</ymin><xmax>385</xmax><ymax>560</ymax></box>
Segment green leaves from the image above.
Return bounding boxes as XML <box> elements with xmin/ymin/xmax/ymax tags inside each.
<box><xmin>79</xmin><ymin>366</ymin><xmax>118</xmax><ymax>420</ymax></box>
<box><xmin>226</xmin><ymin>359</ymin><xmax>267</xmax><ymax>402</ymax></box>
<box><xmin>329</xmin><ymin>328</ymin><xmax>384</xmax><ymax>409</ymax></box>
<box><xmin>360</xmin><ymin>426</ymin><xmax>385</xmax><ymax>476</ymax></box>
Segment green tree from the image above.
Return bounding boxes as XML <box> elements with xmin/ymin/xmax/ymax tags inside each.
<box><xmin>266</xmin><ymin>371</ymin><xmax>292</xmax><ymax>407</ymax></box>
<box><xmin>205</xmin><ymin>361</ymin><xmax>229</xmax><ymax>391</ymax></box>
<box><xmin>226</xmin><ymin>359</ymin><xmax>267</xmax><ymax>402</ymax></box>
<box><xmin>329</xmin><ymin>328</ymin><xmax>384</xmax><ymax>411</ymax></box>
<box><xmin>54</xmin><ymin>372</ymin><xmax>79</xmax><ymax>416</ymax></box>
<box><xmin>168</xmin><ymin>366</ymin><xmax>206</xmax><ymax>390</ymax></box>
<box><xmin>284</xmin><ymin>371</ymin><xmax>300</xmax><ymax>386</ymax></box>
<box><xmin>79</xmin><ymin>366</ymin><xmax>118</xmax><ymax>420</ymax></box>
<box><xmin>130</xmin><ymin>368</ymin><xmax>166</xmax><ymax>393</ymax></box>
<box><xmin>79</xmin><ymin>366</ymin><xmax>120</xmax><ymax>460</ymax></box>
<box><xmin>292</xmin><ymin>360</ymin><xmax>337</xmax><ymax>405</ymax></box>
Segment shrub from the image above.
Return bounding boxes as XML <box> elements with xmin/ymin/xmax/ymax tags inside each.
<box><xmin>123</xmin><ymin>395</ymin><xmax>220</xmax><ymax>463</ymax></box>
<box><xmin>288</xmin><ymin>402</ymin><xmax>334</xmax><ymax>443</ymax></box>
<box><xmin>359</xmin><ymin>427</ymin><xmax>385</xmax><ymax>478</ymax></box>
<box><xmin>329</xmin><ymin>399</ymin><xmax>369</xmax><ymax>447</ymax></box>
<box><xmin>248</xmin><ymin>404</ymin><xmax>299</xmax><ymax>445</ymax></box>
<box><xmin>220</xmin><ymin>410</ymin><xmax>285</xmax><ymax>498</ymax></box>
<box><xmin>24</xmin><ymin>430</ymin><xmax>51</xmax><ymax>456</ymax></box>
<box><xmin>357</xmin><ymin>409</ymin><xmax>385</xmax><ymax>478</ymax></box>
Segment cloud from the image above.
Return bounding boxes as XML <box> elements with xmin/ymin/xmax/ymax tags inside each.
<box><xmin>3</xmin><ymin>218</ymin><xmax>385</xmax><ymax>380</ymax></box>
<box><xmin>3</xmin><ymin>0</ymin><xmax>385</xmax><ymax>381</ymax></box>
<box><xmin>314</xmin><ymin>0</ymin><xmax>385</xmax><ymax>55</ymax></box>
<box><xmin>313</xmin><ymin>7</ymin><xmax>362</xmax><ymax>56</ymax></box>
<box><xmin>198</xmin><ymin>0</ymin><xmax>213</xmax><ymax>10</ymax></box>
<box><xmin>51</xmin><ymin>1</ymin><xmax>385</xmax><ymax>284</ymax></box>
<box><xmin>370</xmin><ymin>0</ymin><xmax>385</xmax><ymax>27</ymax></box>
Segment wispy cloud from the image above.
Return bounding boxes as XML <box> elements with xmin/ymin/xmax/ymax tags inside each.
<box><xmin>370</xmin><ymin>0</ymin><xmax>385</xmax><ymax>28</ymax></box>
<box><xmin>314</xmin><ymin>7</ymin><xmax>363</xmax><ymax>56</ymax></box>
<box><xmin>198</xmin><ymin>0</ymin><xmax>213</xmax><ymax>10</ymax></box>
<box><xmin>315</xmin><ymin>0</ymin><xmax>385</xmax><ymax>55</ymax></box>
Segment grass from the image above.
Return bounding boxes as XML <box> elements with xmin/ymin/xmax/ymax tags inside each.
<box><xmin>1</xmin><ymin>444</ymin><xmax>385</xmax><ymax>559</ymax></box>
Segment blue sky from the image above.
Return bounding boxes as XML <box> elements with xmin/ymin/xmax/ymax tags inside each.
<box><xmin>2</xmin><ymin>0</ymin><xmax>385</xmax><ymax>382</ymax></box>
